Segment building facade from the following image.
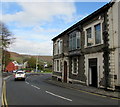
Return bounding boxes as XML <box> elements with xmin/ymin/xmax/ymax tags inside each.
<box><xmin>52</xmin><ymin>1</ymin><xmax>120</xmax><ymax>90</ymax></box>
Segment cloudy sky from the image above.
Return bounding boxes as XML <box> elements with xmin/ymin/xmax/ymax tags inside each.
<box><xmin>1</xmin><ymin>0</ymin><xmax>110</xmax><ymax>56</ymax></box>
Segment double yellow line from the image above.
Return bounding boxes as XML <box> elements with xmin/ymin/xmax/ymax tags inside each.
<box><xmin>2</xmin><ymin>80</ymin><xmax>8</xmax><ymax>107</ymax></box>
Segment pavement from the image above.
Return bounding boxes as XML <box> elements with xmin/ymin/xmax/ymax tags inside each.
<box><xmin>45</xmin><ymin>78</ymin><xmax>120</xmax><ymax>99</ymax></box>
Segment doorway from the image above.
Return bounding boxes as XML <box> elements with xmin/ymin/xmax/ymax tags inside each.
<box><xmin>89</xmin><ymin>58</ymin><xmax>98</xmax><ymax>87</ymax></box>
<box><xmin>64</xmin><ymin>61</ymin><xmax>67</xmax><ymax>83</ymax></box>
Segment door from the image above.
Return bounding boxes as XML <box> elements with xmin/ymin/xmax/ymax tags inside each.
<box><xmin>64</xmin><ymin>61</ymin><xmax>67</xmax><ymax>83</ymax></box>
<box><xmin>89</xmin><ymin>58</ymin><xmax>98</xmax><ymax>87</ymax></box>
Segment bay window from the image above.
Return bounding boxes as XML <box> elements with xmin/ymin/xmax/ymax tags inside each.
<box><xmin>69</xmin><ymin>31</ymin><xmax>81</xmax><ymax>51</ymax></box>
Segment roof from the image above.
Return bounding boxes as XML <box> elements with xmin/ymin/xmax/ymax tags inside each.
<box><xmin>52</xmin><ymin>1</ymin><xmax>114</xmax><ymax>41</ymax></box>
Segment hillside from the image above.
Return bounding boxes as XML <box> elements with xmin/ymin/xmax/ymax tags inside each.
<box><xmin>9</xmin><ymin>51</ymin><xmax>52</xmax><ymax>64</ymax></box>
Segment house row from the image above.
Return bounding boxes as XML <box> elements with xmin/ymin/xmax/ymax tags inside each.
<box><xmin>52</xmin><ymin>1</ymin><xmax>120</xmax><ymax>90</ymax></box>
<box><xmin>5</xmin><ymin>61</ymin><xmax>28</xmax><ymax>72</ymax></box>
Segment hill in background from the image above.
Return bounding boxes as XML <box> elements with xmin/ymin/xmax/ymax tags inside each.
<box><xmin>9</xmin><ymin>51</ymin><xmax>52</xmax><ymax>64</ymax></box>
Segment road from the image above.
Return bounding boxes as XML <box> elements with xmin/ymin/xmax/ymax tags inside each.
<box><xmin>6</xmin><ymin>73</ymin><xmax>119</xmax><ymax>106</ymax></box>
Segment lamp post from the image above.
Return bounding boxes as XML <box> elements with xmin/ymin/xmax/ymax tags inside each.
<box><xmin>35</xmin><ymin>55</ymin><xmax>38</xmax><ymax>72</ymax></box>
<box><xmin>35</xmin><ymin>48</ymin><xmax>40</xmax><ymax>72</ymax></box>
<box><xmin>0</xmin><ymin>34</ymin><xmax>2</xmax><ymax>106</ymax></box>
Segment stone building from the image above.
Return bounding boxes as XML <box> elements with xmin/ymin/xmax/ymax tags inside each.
<box><xmin>52</xmin><ymin>1</ymin><xmax>120</xmax><ymax>90</ymax></box>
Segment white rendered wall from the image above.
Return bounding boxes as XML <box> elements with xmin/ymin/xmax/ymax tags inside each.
<box><xmin>108</xmin><ymin>2</ymin><xmax>120</xmax><ymax>87</ymax></box>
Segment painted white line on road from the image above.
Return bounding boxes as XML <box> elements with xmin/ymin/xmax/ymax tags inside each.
<box><xmin>45</xmin><ymin>91</ymin><xmax>72</xmax><ymax>102</ymax></box>
<box><xmin>33</xmin><ymin>86</ymin><xmax>40</xmax><ymax>90</ymax></box>
<box><xmin>31</xmin><ymin>85</ymin><xmax>40</xmax><ymax>90</ymax></box>
<box><xmin>25</xmin><ymin>82</ymin><xmax>29</xmax><ymax>84</ymax></box>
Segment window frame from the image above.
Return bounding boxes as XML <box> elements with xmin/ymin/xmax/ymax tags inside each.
<box><xmin>54</xmin><ymin>43</ymin><xmax>57</xmax><ymax>55</ymax></box>
<box><xmin>94</xmin><ymin>23</ymin><xmax>102</xmax><ymax>45</ymax></box>
<box><xmin>69</xmin><ymin>31</ymin><xmax>81</xmax><ymax>51</ymax></box>
<box><xmin>72</xmin><ymin>57</ymin><xmax>78</xmax><ymax>75</ymax></box>
<box><xmin>54</xmin><ymin>59</ymin><xmax>62</xmax><ymax>72</ymax></box>
<box><xmin>84</xmin><ymin>20</ymin><xmax>103</xmax><ymax>48</ymax></box>
<box><xmin>54</xmin><ymin>39</ymin><xmax>63</xmax><ymax>55</ymax></box>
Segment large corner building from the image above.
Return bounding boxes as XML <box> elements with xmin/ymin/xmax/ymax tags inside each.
<box><xmin>52</xmin><ymin>1</ymin><xmax>120</xmax><ymax>90</ymax></box>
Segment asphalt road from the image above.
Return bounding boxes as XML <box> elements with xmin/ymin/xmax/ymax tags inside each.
<box><xmin>6</xmin><ymin>73</ymin><xmax>119</xmax><ymax>106</ymax></box>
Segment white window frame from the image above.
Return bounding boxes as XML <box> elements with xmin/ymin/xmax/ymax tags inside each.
<box><xmin>54</xmin><ymin>39</ymin><xmax>63</xmax><ymax>55</ymax></box>
<box><xmin>84</xmin><ymin>19</ymin><xmax>103</xmax><ymax>48</ymax></box>
<box><xmin>72</xmin><ymin>57</ymin><xmax>78</xmax><ymax>75</ymax></box>
<box><xmin>54</xmin><ymin>59</ymin><xmax>61</xmax><ymax>72</ymax></box>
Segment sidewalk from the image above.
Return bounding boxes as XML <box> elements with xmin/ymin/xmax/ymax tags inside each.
<box><xmin>45</xmin><ymin>78</ymin><xmax>120</xmax><ymax>99</ymax></box>
<box><xmin>0</xmin><ymin>75</ymin><xmax>2</xmax><ymax>107</ymax></box>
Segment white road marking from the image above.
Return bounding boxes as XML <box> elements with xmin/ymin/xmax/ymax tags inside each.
<box><xmin>31</xmin><ymin>85</ymin><xmax>40</xmax><ymax>90</ymax></box>
<box><xmin>45</xmin><ymin>91</ymin><xmax>72</xmax><ymax>102</ymax></box>
<box><xmin>25</xmin><ymin>82</ymin><xmax>29</xmax><ymax>84</ymax></box>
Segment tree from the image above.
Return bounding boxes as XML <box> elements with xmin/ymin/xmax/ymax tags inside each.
<box><xmin>0</xmin><ymin>22</ymin><xmax>15</xmax><ymax>71</ymax></box>
<box><xmin>0</xmin><ymin>21</ymin><xmax>15</xmax><ymax>48</ymax></box>
<box><xmin>4</xmin><ymin>51</ymin><xmax>11</xmax><ymax>67</ymax></box>
<box><xmin>27</xmin><ymin>57</ymin><xmax>36</xmax><ymax>69</ymax></box>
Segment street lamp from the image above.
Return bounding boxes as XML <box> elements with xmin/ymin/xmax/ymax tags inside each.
<box><xmin>35</xmin><ymin>55</ymin><xmax>38</xmax><ymax>72</ymax></box>
<box><xmin>35</xmin><ymin>48</ymin><xmax>40</xmax><ymax>72</ymax></box>
<box><xmin>0</xmin><ymin>35</ymin><xmax>2</xmax><ymax>106</ymax></box>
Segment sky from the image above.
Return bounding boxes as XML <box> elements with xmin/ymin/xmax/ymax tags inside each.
<box><xmin>1</xmin><ymin>0</ymin><xmax>111</xmax><ymax>56</ymax></box>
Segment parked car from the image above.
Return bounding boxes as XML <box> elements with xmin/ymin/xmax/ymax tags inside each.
<box><xmin>25</xmin><ymin>70</ymin><xmax>31</xmax><ymax>73</ymax></box>
<box><xmin>14</xmin><ymin>70</ymin><xmax>26</xmax><ymax>81</ymax></box>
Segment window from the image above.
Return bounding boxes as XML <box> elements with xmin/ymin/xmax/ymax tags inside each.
<box><xmin>76</xmin><ymin>32</ymin><xmax>80</xmax><ymax>48</ymax></box>
<box><xmin>73</xmin><ymin>34</ymin><xmax>76</xmax><ymax>50</ymax></box>
<box><xmin>54</xmin><ymin>44</ymin><xmax>57</xmax><ymax>55</ymax></box>
<box><xmin>54</xmin><ymin>40</ymin><xmax>63</xmax><ymax>55</ymax></box>
<box><xmin>60</xmin><ymin>61</ymin><xmax>62</xmax><ymax>71</ymax></box>
<box><xmin>54</xmin><ymin>61</ymin><xmax>56</xmax><ymax>71</ymax></box>
<box><xmin>54</xmin><ymin>59</ymin><xmax>62</xmax><ymax>72</ymax></box>
<box><xmin>59</xmin><ymin>40</ymin><xmax>63</xmax><ymax>54</ymax></box>
<box><xmin>95</xmin><ymin>24</ymin><xmax>101</xmax><ymax>44</ymax></box>
<box><xmin>57</xmin><ymin>41</ymin><xmax>60</xmax><ymax>54</ymax></box>
<box><xmin>69</xmin><ymin>31</ymin><xmax>81</xmax><ymax>51</ymax></box>
<box><xmin>84</xmin><ymin>22</ymin><xmax>103</xmax><ymax>47</ymax></box>
<box><xmin>86</xmin><ymin>28</ymin><xmax>93</xmax><ymax>46</ymax></box>
<box><xmin>57</xmin><ymin>60</ymin><xmax>59</xmax><ymax>71</ymax></box>
<box><xmin>72</xmin><ymin>57</ymin><xmax>78</xmax><ymax>74</ymax></box>
<box><xmin>69</xmin><ymin>35</ymin><xmax>72</xmax><ymax>50</ymax></box>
